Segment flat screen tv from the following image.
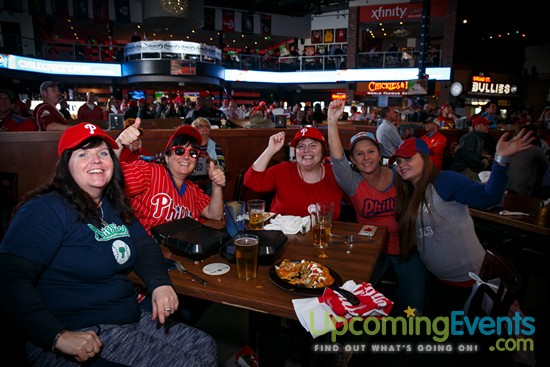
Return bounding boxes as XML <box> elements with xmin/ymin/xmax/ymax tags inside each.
<box><xmin>128</xmin><ymin>90</ymin><xmax>145</xmax><ymax>100</ymax></box>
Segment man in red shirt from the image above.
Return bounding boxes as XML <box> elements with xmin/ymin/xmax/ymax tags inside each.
<box><xmin>421</xmin><ymin>116</ymin><xmax>447</xmax><ymax>169</ymax></box>
<box><xmin>0</xmin><ymin>88</ymin><xmax>38</xmax><ymax>131</ymax></box>
<box><xmin>33</xmin><ymin>81</ymin><xmax>69</xmax><ymax>131</ymax></box>
<box><xmin>77</xmin><ymin>91</ymin><xmax>105</xmax><ymax>121</ymax></box>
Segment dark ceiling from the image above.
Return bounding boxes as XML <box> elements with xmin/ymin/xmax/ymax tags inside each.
<box><xmin>205</xmin><ymin>0</ymin><xmax>349</xmax><ymax>17</ymax></box>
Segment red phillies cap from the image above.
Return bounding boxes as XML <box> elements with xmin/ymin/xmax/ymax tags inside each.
<box><xmin>289</xmin><ymin>127</ymin><xmax>327</xmax><ymax>148</ymax></box>
<box><xmin>471</xmin><ymin>115</ymin><xmax>490</xmax><ymax>126</ymax></box>
<box><xmin>388</xmin><ymin>138</ymin><xmax>429</xmax><ymax>165</ymax></box>
<box><xmin>165</xmin><ymin>125</ymin><xmax>202</xmax><ymax>150</ymax></box>
<box><xmin>58</xmin><ymin>122</ymin><xmax>118</xmax><ymax>157</ymax></box>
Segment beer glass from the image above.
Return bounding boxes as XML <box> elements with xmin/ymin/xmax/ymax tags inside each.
<box><xmin>234</xmin><ymin>233</ymin><xmax>259</xmax><ymax>281</ymax></box>
<box><xmin>311</xmin><ymin>201</ymin><xmax>334</xmax><ymax>258</ymax></box>
<box><xmin>247</xmin><ymin>199</ymin><xmax>265</xmax><ymax>230</ymax></box>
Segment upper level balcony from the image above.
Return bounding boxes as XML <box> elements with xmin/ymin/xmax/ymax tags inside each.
<box><xmin>0</xmin><ymin>33</ymin><xmax>443</xmax><ymax>72</ymax></box>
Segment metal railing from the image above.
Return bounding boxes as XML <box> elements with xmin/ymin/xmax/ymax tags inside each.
<box><xmin>0</xmin><ymin>33</ymin><xmax>443</xmax><ymax>70</ymax></box>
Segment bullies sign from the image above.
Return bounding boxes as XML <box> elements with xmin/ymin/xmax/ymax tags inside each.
<box><xmin>469</xmin><ymin>75</ymin><xmax>517</xmax><ymax>96</ymax></box>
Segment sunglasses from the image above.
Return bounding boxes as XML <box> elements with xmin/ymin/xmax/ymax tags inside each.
<box><xmin>170</xmin><ymin>146</ymin><xmax>200</xmax><ymax>158</ymax></box>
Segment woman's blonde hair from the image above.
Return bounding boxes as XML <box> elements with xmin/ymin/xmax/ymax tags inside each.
<box><xmin>191</xmin><ymin>117</ymin><xmax>211</xmax><ymax>128</ymax></box>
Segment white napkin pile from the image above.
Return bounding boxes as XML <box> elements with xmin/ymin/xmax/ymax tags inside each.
<box><xmin>292</xmin><ymin>280</ymin><xmax>393</xmax><ymax>338</ymax></box>
<box><xmin>263</xmin><ymin>215</ymin><xmax>310</xmax><ymax>235</ymax></box>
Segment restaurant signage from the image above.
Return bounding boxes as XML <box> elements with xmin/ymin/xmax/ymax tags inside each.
<box><xmin>358</xmin><ymin>0</ymin><xmax>446</xmax><ymax>22</ymax></box>
<box><xmin>356</xmin><ymin>81</ymin><xmax>409</xmax><ymax>95</ymax></box>
<box><xmin>125</xmin><ymin>41</ymin><xmax>222</xmax><ymax>61</ymax></box>
<box><xmin>469</xmin><ymin>75</ymin><xmax>517</xmax><ymax>96</ymax></box>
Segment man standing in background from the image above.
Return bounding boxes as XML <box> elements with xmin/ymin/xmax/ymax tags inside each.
<box><xmin>33</xmin><ymin>81</ymin><xmax>69</xmax><ymax>131</ymax></box>
<box><xmin>376</xmin><ymin>106</ymin><xmax>403</xmax><ymax>159</ymax></box>
<box><xmin>77</xmin><ymin>91</ymin><xmax>105</xmax><ymax>121</ymax></box>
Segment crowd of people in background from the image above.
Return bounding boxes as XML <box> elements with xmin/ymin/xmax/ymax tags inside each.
<box><xmin>2</xmin><ymin>79</ymin><xmax>549</xmax><ymax>134</ymax></box>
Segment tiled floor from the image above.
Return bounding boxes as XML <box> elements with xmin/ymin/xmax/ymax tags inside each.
<box><xmin>193</xmin><ymin>303</ymin><xmax>302</xmax><ymax>366</ymax></box>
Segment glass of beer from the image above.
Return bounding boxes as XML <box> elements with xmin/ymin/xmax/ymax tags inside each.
<box><xmin>234</xmin><ymin>233</ymin><xmax>259</xmax><ymax>281</ymax></box>
<box><xmin>247</xmin><ymin>199</ymin><xmax>265</xmax><ymax>230</ymax></box>
<box><xmin>310</xmin><ymin>201</ymin><xmax>334</xmax><ymax>258</ymax></box>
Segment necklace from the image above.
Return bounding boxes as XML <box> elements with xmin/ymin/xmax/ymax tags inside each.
<box><xmin>297</xmin><ymin>164</ymin><xmax>324</xmax><ymax>205</ymax></box>
<box><xmin>98</xmin><ymin>203</ymin><xmax>109</xmax><ymax>227</ymax></box>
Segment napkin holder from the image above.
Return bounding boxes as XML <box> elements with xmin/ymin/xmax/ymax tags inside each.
<box><xmin>219</xmin><ymin>230</ymin><xmax>288</xmax><ymax>265</ymax></box>
<box><xmin>151</xmin><ymin>218</ymin><xmax>230</xmax><ymax>261</ymax></box>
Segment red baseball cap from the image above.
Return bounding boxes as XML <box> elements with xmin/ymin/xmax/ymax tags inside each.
<box><xmin>471</xmin><ymin>116</ymin><xmax>490</xmax><ymax>126</ymax></box>
<box><xmin>289</xmin><ymin>127</ymin><xmax>327</xmax><ymax>148</ymax></box>
<box><xmin>165</xmin><ymin>125</ymin><xmax>202</xmax><ymax>150</ymax></box>
<box><xmin>388</xmin><ymin>138</ymin><xmax>429</xmax><ymax>165</ymax></box>
<box><xmin>58</xmin><ymin>122</ymin><xmax>118</xmax><ymax>157</ymax></box>
<box><xmin>199</xmin><ymin>90</ymin><xmax>213</xmax><ymax>99</ymax></box>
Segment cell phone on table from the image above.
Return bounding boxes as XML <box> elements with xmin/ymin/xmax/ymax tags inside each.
<box><xmin>164</xmin><ymin>258</ymin><xmax>177</xmax><ymax>271</ymax></box>
<box><xmin>359</xmin><ymin>225</ymin><xmax>377</xmax><ymax>237</ymax></box>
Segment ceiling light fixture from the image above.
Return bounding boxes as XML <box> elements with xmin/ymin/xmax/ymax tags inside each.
<box><xmin>160</xmin><ymin>0</ymin><xmax>189</xmax><ymax>16</ymax></box>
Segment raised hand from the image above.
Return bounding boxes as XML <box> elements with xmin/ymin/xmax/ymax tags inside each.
<box><xmin>495</xmin><ymin>128</ymin><xmax>536</xmax><ymax>158</ymax></box>
<box><xmin>267</xmin><ymin>131</ymin><xmax>286</xmax><ymax>152</ymax></box>
<box><xmin>116</xmin><ymin>117</ymin><xmax>142</xmax><ymax>147</ymax></box>
<box><xmin>209</xmin><ymin>160</ymin><xmax>226</xmax><ymax>188</ymax></box>
<box><xmin>327</xmin><ymin>100</ymin><xmax>345</xmax><ymax>125</ymax></box>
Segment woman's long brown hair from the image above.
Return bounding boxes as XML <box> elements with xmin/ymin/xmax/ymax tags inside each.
<box><xmin>395</xmin><ymin>154</ymin><xmax>439</xmax><ymax>260</ymax></box>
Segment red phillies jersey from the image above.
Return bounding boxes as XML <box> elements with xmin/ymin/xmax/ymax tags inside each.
<box><xmin>122</xmin><ymin>160</ymin><xmax>211</xmax><ymax>236</ymax></box>
<box><xmin>33</xmin><ymin>103</ymin><xmax>67</xmax><ymax>131</ymax></box>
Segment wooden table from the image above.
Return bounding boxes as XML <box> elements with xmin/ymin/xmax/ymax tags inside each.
<box><xmin>469</xmin><ymin>208</ymin><xmax>550</xmax><ymax>236</ymax></box>
<box><xmin>161</xmin><ymin>221</ymin><xmax>387</xmax><ymax>320</ymax></box>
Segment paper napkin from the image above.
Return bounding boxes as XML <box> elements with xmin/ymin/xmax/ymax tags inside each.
<box><xmin>263</xmin><ymin>215</ymin><xmax>310</xmax><ymax>235</ymax></box>
<box><xmin>291</xmin><ymin>280</ymin><xmax>393</xmax><ymax>338</ymax></box>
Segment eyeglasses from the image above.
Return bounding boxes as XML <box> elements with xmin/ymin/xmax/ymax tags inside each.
<box><xmin>170</xmin><ymin>146</ymin><xmax>200</xmax><ymax>158</ymax></box>
<box><xmin>195</xmin><ymin>124</ymin><xmax>210</xmax><ymax>129</ymax></box>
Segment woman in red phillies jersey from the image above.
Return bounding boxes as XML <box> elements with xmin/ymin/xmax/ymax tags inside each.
<box><xmin>115</xmin><ymin>118</ymin><xmax>226</xmax><ymax>236</ymax></box>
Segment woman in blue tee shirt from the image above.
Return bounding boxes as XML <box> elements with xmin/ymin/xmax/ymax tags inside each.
<box><xmin>0</xmin><ymin>123</ymin><xmax>217</xmax><ymax>366</ymax></box>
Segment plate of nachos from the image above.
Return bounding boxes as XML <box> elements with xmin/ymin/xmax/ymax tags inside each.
<box><xmin>268</xmin><ymin>259</ymin><xmax>342</xmax><ymax>296</ymax></box>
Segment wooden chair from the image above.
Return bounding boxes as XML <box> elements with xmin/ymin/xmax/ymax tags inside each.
<box><xmin>468</xmin><ymin>249</ymin><xmax>522</xmax><ymax>318</ymax></box>
<box><xmin>465</xmin><ymin>250</ymin><xmax>527</xmax><ymax>366</ymax></box>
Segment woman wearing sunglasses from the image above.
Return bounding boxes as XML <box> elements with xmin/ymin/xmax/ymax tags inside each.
<box><xmin>116</xmin><ymin>118</ymin><xmax>226</xmax><ymax>236</ymax></box>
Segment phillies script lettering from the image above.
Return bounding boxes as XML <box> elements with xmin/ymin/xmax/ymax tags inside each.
<box><xmin>361</xmin><ymin>197</ymin><xmax>396</xmax><ymax>219</ymax></box>
<box><xmin>150</xmin><ymin>193</ymin><xmax>192</xmax><ymax>221</ymax></box>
